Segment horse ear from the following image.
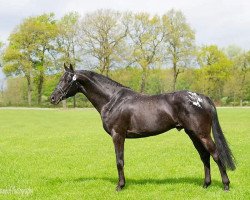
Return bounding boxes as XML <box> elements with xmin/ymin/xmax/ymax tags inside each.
<box><xmin>64</xmin><ymin>63</ymin><xmax>69</xmax><ymax>71</ymax></box>
<box><xmin>69</xmin><ymin>63</ymin><xmax>74</xmax><ymax>71</ymax></box>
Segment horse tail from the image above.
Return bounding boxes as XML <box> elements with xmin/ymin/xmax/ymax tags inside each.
<box><xmin>211</xmin><ymin>106</ymin><xmax>236</xmax><ymax>171</ymax></box>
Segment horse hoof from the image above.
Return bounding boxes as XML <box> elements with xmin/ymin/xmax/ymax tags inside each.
<box><xmin>203</xmin><ymin>182</ymin><xmax>211</xmax><ymax>188</ymax></box>
<box><xmin>224</xmin><ymin>185</ymin><xmax>229</xmax><ymax>191</ymax></box>
<box><xmin>116</xmin><ymin>186</ymin><xmax>122</xmax><ymax>192</ymax></box>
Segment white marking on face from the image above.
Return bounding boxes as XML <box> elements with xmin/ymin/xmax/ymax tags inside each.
<box><xmin>72</xmin><ymin>74</ymin><xmax>76</xmax><ymax>81</ymax></box>
<box><xmin>187</xmin><ymin>91</ymin><xmax>203</xmax><ymax>108</ymax></box>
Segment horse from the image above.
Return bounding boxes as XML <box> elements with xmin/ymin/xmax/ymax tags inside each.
<box><xmin>50</xmin><ymin>64</ymin><xmax>236</xmax><ymax>191</ymax></box>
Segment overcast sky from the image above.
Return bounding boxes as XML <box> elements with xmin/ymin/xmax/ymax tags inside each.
<box><xmin>1</xmin><ymin>0</ymin><xmax>249</xmax><ymax>80</ymax></box>
<box><xmin>0</xmin><ymin>0</ymin><xmax>250</xmax><ymax>50</ymax></box>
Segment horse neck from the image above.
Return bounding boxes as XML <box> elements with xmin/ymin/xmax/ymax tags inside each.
<box><xmin>77</xmin><ymin>72</ymin><xmax>121</xmax><ymax>113</ymax></box>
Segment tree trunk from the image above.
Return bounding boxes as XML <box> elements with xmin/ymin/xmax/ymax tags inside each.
<box><xmin>27</xmin><ymin>77</ymin><xmax>32</xmax><ymax>106</ymax></box>
<box><xmin>105</xmin><ymin>56</ymin><xmax>110</xmax><ymax>77</ymax></box>
<box><xmin>140</xmin><ymin>67</ymin><xmax>147</xmax><ymax>93</ymax></box>
<box><xmin>100</xmin><ymin>61</ymin><xmax>105</xmax><ymax>75</ymax></box>
<box><xmin>62</xmin><ymin>99</ymin><xmax>67</xmax><ymax>108</ymax></box>
<box><xmin>233</xmin><ymin>92</ymin><xmax>236</xmax><ymax>107</ymax></box>
<box><xmin>73</xmin><ymin>96</ymin><xmax>76</xmax><ymax>108</ymax></box>
<box><xmin>172</xmin><ymin>60</ymin><xmax>177</xmax><ymax>91</ymax></box>
<box><xmin>37</xmin><ymin>70</ymin><xmax>44</xmax><ymax>105</ymax></box>
<box><xmin>25</xmin><ymin>73</ymin><xmax>32</xmax><ymax>106</ymax></box>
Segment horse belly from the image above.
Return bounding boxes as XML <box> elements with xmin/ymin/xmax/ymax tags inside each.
<box><xmin>126</xmin><ymin>108</ymin><xmax>175</xmax><ymax>138</ymax></box>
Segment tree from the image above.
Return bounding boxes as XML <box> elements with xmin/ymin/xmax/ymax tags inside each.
<box><xmin>0</xmin><ymin>41</ymin><xmax>3</xmax><ymax>66</ymax></box>
<box><xmin>56</xmin><ymin>12</ymin><xmax>81</xmax><ymax>67</ymax></box>
<box><xmin>56</xmin><ymin>12</ymin><xmax>81</xmax><ymax>108</ymax></box>
<box><xmin>196</xmin><ymin>45</ymin><xmax>232</xmax><ymax>101</ymax></box>
<box><xmin>79</xmin><ymin>9</ymin><xmax>128</xmax><ymax>76</ymax></box>
<box><xmin>28</xmin><ymin>14</ymin><xmax>58</xmax><ymax>104</ymax></box>
<box><xmin>3</xmin><ymin>14</ymin><xmax>58</xmax><ymax>105</ymax></box>
<box><xmin>224</xmin><ymin>46</ymin><xmax>250</xmax><ymax>105</ymax></box>
<box><xmin>0</xmin><ymin>41</ymin><xmax>4</xmax><ymax>100</ymax></box>
<box><xmin>128</xmin><ymin>12</ymin><xmax>165</xmax><ymax>93</ymax></box>
<box><xmin>2</xmin><ymin>36</ymin><xmax>34</xmax><ymax>106</ymax></box>
<box><xmin>225</xmin><ymin>45</ymin><xmax>243</xmax><ymax>59</ymax></box>
<box><xmin>162</xmin><ymin>9</ymin><xmax>195</xmax><ymax>91</ymax></box>
<box><xmin>238</xmin><ymin>51</ymin><xmax>250</xmax><ymax>104</ymax></box>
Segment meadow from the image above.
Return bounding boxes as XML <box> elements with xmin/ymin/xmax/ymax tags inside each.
<box><xmin>0</xmin><ymin>108</ymin><xmax>249</xmax><ymax>199</ymax></box>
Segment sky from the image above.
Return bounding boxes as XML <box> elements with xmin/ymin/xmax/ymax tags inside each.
<box><xmin>0</xmin><ymin>0</ymin><xmax>250</xmax><ymax>49</ymax></box>
<box><xmin>0</xmin><ymin>0</ymin><xmax>250</xmax><ymax>79</ymax></box>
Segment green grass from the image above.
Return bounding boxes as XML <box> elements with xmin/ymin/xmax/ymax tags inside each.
<box><xmin>0</xmin><ymin>108</ymin><xmax>249</xmax><ymax>199</ymax></box>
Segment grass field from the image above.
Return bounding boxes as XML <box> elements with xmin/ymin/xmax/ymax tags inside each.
<box><xmin>0</xmin><ymin>108</ymin><xmax>249</xmax><ymax>199</ymax></box>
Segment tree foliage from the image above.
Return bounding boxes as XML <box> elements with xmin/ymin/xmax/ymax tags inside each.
<box><xmin>0</xmin><ymin>9</ymin><xmax>249</xmax><ymax>107</ymax></box>
<box><xmin>224</xmin><ymin>48</ymin><xmax>250</xmax><ymax>105</ymax></box>
<box><xmin>79</xmin><ymin>9</ymin><xmax>128</xmax><ymax>76</ymax></box>
<box><xmin>195</xmin><ymin>45</ymin><xmax>232</xmax><ymax>100</ymax></box>
<box><xmin>56</xmin><ymin>12</ymin><xmax>81</xmax><ymax>67</ymax></box>
<box><xmin>2</xmin><ymin>13</ymin><xmax>58</xmax><ymax>105</ymax></box>
<box><xmin>162</xmin><ymin>9</ymin><xmax>195</xmax><ymax>91</ymax></box>
<box><xmin>2</xmin><ymin>35</ymin><xmax>33</xmax><ymax>105</ymax></box>
<box><xmin>128</xmin><ymin>12</ymin><xmax>165</xmax><ymax>92</ymax></box>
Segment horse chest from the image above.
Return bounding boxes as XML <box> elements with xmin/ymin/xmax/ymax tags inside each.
<box><xmin>101</xmin><ymin>107</ymin><xmax>128</xmax><ymax>134</ymax></box>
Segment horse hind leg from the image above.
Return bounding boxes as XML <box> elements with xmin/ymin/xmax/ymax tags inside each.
<box><xmin>185</xmin><ymin>130</ymin><xmax>211</xmax><ymax>188</ymax></box>
<box><xmin>198</xmin><ymin>134</ymin><xmax>230</xmax><ymax>191</ymax></box>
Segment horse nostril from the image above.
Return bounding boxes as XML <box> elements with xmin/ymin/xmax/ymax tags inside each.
<box><xmin>51</xmin><ymin>96</ymin><xmax>55</xmax><ymax>102</ymax></box>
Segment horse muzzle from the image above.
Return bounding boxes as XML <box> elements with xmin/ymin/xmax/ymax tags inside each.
<box><xmin>50</xmin><ymin>92</ymin><xmax>63</xmax><ymax>105</ymax></box>
<box><xmin>50</xmin><ymin>94</ymin><xmax>56</xmax><ymax>104</ymax></box>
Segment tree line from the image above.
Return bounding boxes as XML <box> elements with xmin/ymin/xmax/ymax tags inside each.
<box><xmin>0</xmin><ymin>9</ymin><xmax>249</xmax><ymax>107</ymax></box>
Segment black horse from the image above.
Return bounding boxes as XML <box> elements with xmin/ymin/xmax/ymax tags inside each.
<box><xmin>50</xmin><ymin>64</ymin><xmax>235</xmax><ymax>191</ymax></box>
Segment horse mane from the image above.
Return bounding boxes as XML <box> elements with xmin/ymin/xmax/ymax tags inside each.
<box><xmin>79</xmin><ymin>70</ymin><xmax>130</xmax><ymax>89</ymax></box>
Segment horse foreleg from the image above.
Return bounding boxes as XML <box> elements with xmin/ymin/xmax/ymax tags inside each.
<box><xmin>112</xmin><ymin>130</ymin><xmax>125</xmax><ymax>191</ymax></box>
<box><xmin>185</xmin><ymin>130</ymin><xmax>211</xmax><ymax>188</ymax></box>
<box><xmin>198</xmin><ymin>135</ymin><xmax>230</xmax><ymax>191</ymax></box>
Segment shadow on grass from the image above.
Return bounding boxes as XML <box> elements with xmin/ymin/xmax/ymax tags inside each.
<box><xmin>71</xmin><ymin>176</ymin><xmax>222</xmax><ymax>189</ymax></box>
<box><xmin>46</xmin><ymin>175</ymin><xmax>223</xmax><ymax>189</ymax></box>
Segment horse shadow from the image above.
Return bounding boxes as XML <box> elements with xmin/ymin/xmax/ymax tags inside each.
<box><xmin>72</xmin><ymin>176</ymin><xmax>222</xmax><ymax>189</ymax></box>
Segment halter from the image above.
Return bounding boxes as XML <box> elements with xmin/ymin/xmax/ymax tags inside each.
<box><xmin>56</xmin><ymin>71</ymin><xmax>79</xmax><ymax>100</ymax></box>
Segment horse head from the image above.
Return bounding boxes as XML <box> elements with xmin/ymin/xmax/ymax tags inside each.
<box><xmin>50</xmin><ymin>63</ymin><xmax>79</xmax><ymax>104</ymax></box>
